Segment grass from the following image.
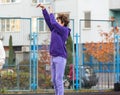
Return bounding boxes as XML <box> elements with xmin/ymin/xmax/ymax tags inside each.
<box><xmin>0</xmin><ymin>88</ymin><xmax>114</xmax><ymax>94</ymax></box>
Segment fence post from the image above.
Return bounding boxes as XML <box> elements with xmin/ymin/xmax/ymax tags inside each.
<box><xmin>30</xmin><ymin>32</ymin><xmax>38</xmax><ymax>90</ymax></box>
<box><xmin>75</xmin><ymin>33</ymin><xmax>80</xmax><ymax>90</ymax></box>
<box><xmin>114</xmin><ymin>35</ymin><xmax>120</xmax><ymax>91</ymax></box>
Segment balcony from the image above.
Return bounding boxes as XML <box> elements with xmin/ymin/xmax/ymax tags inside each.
<box><xmin>109</xmin><ymin>0</ymin><xmax>120</xmax><ymax>10</ymax></box>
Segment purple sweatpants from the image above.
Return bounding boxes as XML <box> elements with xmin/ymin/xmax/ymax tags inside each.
<box><xmin>51</xmin><ymin>56</ymin><xmax>66</xmax><ymax>95</ymax></box>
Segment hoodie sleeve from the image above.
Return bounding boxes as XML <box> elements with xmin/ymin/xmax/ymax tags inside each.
<box><xmin>42</xmin><ymin>9</ymin><xmax>54</xmax><ymax>31</ymax></box>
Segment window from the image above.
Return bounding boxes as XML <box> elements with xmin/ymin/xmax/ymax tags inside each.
<box><xmin>45</xmin><ymin>0</ymin><xmax>50</xmax><ymax>3</ymax></box>
<box><xmin>1</xmin><ymin>19</ymin><xmax>5</xmax><ymax>32</ymax></box>
<box><xmin>6</xmin><ymin>19</ymin><xmax>10</xmax><ymax>32</ymax></box>
<box><xmin>38</xmin><ymin>19</ymin><xmax>49</xmax><ymax>32</ymax></box>
<box><xmin>0</xmin><ymin>0</ymin><xmax>19</xmax><ymax>4</ymax></box>
<box><xmin>39</xmin><ymin>20</ymin><xmax>44</xmax><ymax>31</ymax></box>
<box><xmin>32</xmin><ymin>0</ymin><xmax>50</xmax><ymax>4</ymax></box>
<box><xmin>11</xmin><ymin>0</ymin><xmax>16</xmax><ymax>2</ymax></box>
<box><xmin>84</xmin><ymin>11</ymin><xmax>91</xmax><ymax>28</ymax></box>
<box><xmin>32</xmin><ymin>0</ymin><xmax>37</xmax><ymax>3</ymax></box>
<box><xmin>32</xmin><ymin>17</ymin><xmax>49</xmax><ymax>33</ymax></box>
<box><xmin>0</xmin><ymin>19</ymin><xmax>20</xmax><ymax>32</ymax></box>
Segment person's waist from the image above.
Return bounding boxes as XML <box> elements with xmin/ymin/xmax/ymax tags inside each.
<box><xmin>50</xmin><ymin>54</ymin><xmax>67</xmax><ymax>59</ymax></box>
<box><xmin>51</xmin><ymin>55</ymin><xmax>67</xmax><ymax>59</ymax></box>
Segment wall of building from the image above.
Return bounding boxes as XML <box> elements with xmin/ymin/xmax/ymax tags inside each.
<box><xmin>0</xmin><ymin>0</ymin><xmax>43</xmax><ymax>17</ymax></box>
<box><xmin>0</xmin><ymin>0</ymin><xmax>115</xmax><ymax>45</ymax></box>
<box><xmin>0</xmin><ymin>0</ymin><xmax>51</xmax><ymax>47</ymax></box>
<box><xmin>109</xmin><ymin>0</ymin><xmax>120</xmax><ymax>10</ymax></box>
<box><xmin>54</xmin><ymin>0</ymin><xmax>110</xmax><ymax>43</ymax></box>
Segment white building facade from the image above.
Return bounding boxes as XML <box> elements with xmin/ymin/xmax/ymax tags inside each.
<box><xmin>0</xmin><ymin>0</ymin><xmax>120</xmax><ymax>55</ymax></box>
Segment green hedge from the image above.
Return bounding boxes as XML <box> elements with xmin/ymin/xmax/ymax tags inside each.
<box><xmin>0</xmin><ymin>72</ymin><xmax>30</xmax><ymax>90</ymax></box>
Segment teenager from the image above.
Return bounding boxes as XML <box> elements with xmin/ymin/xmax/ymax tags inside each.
<box><xmin>36</xmin><ymin>3</ymin><xmax>71</xmax><ymax>95</ymax></box>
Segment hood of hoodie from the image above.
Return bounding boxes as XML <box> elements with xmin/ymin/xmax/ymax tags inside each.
<box><xmin>67</xmin><ymin>27</ymin><xmax>71</xmax><ymax>37</ymax></box>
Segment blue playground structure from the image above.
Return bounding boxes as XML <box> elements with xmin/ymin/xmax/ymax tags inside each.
<box><xmin>30</xmin><ymin>32</ymin><xmax>38</xmax><ymax>90</ymax></box>
<box><xmin>74</xmin><ymin>33</ymin><xmax>80</xmax><ymax>90</ymax></box>
<box><xmin>114</xmin><ymin>34</ymin><xmax>120</xmax><ymax>83</ymax></box>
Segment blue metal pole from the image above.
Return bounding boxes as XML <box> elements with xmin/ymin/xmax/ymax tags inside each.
<box><xmin>75</xmin><ymin>33</ymin><xmax>79</xmax><ymax>90</ymax></box>
<box><xmin>114</xmin><ymin>35</ymin><xmax>120</xmax><ymax>83</ymax></box>
<box><xmin>99</xmin><ymin>62</ymin><xmax>102</xmax><ymax>73</ymax></box>
<box><xmin>33</xmin><ymin>33</ymin><xmax>36</xmax><ymax>90</ymax></box>
<box><xmin>79</xmin><ymin>19</ymin><xmax>82</xmax><ymax>89</ymax></box>
<box><xmin>90</xmin><ymin>56</ymin><xmax>93</xmax><ymax>66</ymax></box>
<box><xmin>117</xmin><ymin>35</ymin><xmax>120</xmax><ymax>82</ymax></box>
<box><xmin>116</xmin><ymin>35</ymin><xmax>119</xmax><ymax>82</ymax></box>
<box><xmin>31</xmin><ymin>32</ymin><xmax>37</xmax><ymax>90</ymax></box>
<box><xmin>116</xmin><ymin>35</ymin><xmax>118</xmax><ymax>82</ymax></box>
<box><xmin>82</xmin><ymin>53</ymin><xmax>84</xmax><ymax>65</ymax></box>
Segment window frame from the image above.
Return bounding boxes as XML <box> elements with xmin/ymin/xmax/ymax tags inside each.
<box><xmin>0</xmin><ymin>0</ymin><xmax>20</xmax><ymax>4</ymax></box>
<box><xmin>32</xmin><ymin>17</ymin><xmax>49</xmax><ymax>33</ymax></box>
<box><xmin>32</xmin><ymin>0</ymin><xmax>51</xmax><ymax>4</ymax></box>
<box><xmin>38</xmin><ymin>19</ymin><xmax>49</xmax><ymax>33</ymax></box>
<box><xmin>84</xmin><ymin>11</ymin><xmax>91</xmax><ymax>29</ymax></box>
<box><xmin>0</xmin><ymin>19</ymin><xmax>21</xmax><ymax>32</ymax></box>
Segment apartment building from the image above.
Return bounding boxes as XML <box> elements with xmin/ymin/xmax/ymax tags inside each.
<box><xmin>0</xmin><ymin>0</ymin><xmax>52</xmax><ymax>59</ymax></box>
<box><xmin>0</xmin><ymin>0</ymin><xmax>120</xmax><ymax>61</ymax></box>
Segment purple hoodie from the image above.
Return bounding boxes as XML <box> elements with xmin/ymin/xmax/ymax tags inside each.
<box><xmin>42</xmin><ymin>9</ymin><xmax>71</xmax><ymax>58</ymax></box>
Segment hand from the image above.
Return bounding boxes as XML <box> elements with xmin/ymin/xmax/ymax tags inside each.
<box><xmin>48</xmin><ymin>6</ymin><xmax>53</xmax><ymax>13</ymax></box>
<box><xmin>36</xmin><ymin>3</ymin><xmax>45</xmax><ymax>10</ymax></box>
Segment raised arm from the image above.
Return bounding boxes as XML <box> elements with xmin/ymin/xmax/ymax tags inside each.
<box><xmin>36</xmin><ymin>3</ymin><xmax>53</xmax><ymax>31</ymax></box>
<box><xmin>50</xmin><ymin>13</ymin><xmax>65</xmax><ymax>32</ymax></box>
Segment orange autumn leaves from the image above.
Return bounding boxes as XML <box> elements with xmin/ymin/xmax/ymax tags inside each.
<box><xmin>84</xmin><ymin>27</ymin><xmax>119</xmax><ymax>63</ymax></box>
<box><xmin>84</xmin><ymin>42</ymin><xmax>114</xmax><ymax>62</ymax></box>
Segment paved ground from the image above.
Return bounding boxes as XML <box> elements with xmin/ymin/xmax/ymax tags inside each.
<box><xmin>1</xmin><ymin>92</ymin><xmax>120</xmax><ymax>95</ymax></box>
